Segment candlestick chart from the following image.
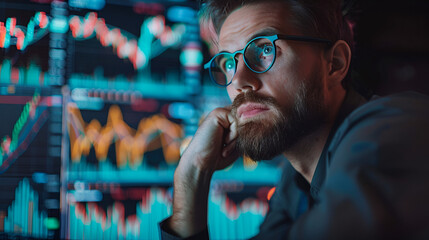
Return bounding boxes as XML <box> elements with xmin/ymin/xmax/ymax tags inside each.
<box><xmin>0</xmin><ymin>5</ymin><xmax>51</xmax><ymax>87</ymax></box>
<box><xmin>0</xmin><ymin>1</ymin><xmax>282</xmax><ymax>239</ymax></box>
<box><xmin>0</xmin><ymin>87</ymin><xmax>62</xmax><ymax>239</ymax></box>
<box><xmin>0</xmin><ymin>11</ymin><xmax>49</xmax><ymax>51</ymax></box>
<box><xmin>0</xmin><ymin>4</ymin><xmax>192</xmax><ymax>89</ymax></box>
<box><xmin>68</xmin><ymin>4</ymin><xmax>192</xmax><ymax>87</ymax></box>
<box><xmin>66</xmin><ymin>184</ymin><xmax>270</xmax><ymax>240</ymax></box>
<box><xmin>0</xmin><ymin>91</ymin><xmax>62</xmax><ymax>173</ymax></box>
<box><xmin>1</xmin><ymin>178</ymin><xmax>49</xmax><ymax>239</ymax></box>
<box><xmin>69</xmin><ymin>12</ymin><xmax>185</xmax><ymax>71</ymax></box>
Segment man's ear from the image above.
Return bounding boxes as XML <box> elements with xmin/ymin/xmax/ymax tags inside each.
<box><xmin>326</xmin><ymin>40</ymin><xmax>351</xmax><ymax>88</ymax></box>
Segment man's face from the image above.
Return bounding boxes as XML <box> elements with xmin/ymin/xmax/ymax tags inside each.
<box><xmin>218</xmin><ymin>2</ymin><xmax>329</xmax><ymax>161</ymax></box>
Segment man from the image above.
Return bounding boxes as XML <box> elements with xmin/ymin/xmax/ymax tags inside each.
<box><xmin>160</xmin><ymin>0</ymin><xmax>429</xmax><ymax>239</ymax></box>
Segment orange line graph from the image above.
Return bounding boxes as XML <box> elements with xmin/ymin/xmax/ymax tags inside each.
<box><xmin>67</xmin><ymin>103</ymin><xmax>183</xmax><ymax>168</ymax></box>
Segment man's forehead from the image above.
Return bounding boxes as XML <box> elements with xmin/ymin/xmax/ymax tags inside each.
<box><xmin>218</xmin><ymin>2</ymin><xmax>294</xmax><ymax>52</ymax></box>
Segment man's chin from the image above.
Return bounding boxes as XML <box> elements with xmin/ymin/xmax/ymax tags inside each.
<box><xmin>241</xmin><ymin>146</ymin><xmax>283</xmax><ymax>162</ymax></box>
<box><xmin>236</xmin><ymin>121</ymin><xmax>286</xmax><ymax>161</ymax></box>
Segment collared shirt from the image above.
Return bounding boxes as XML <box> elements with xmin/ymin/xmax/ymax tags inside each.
<box><xmin>160</xmin><ymin>90</ymin><xmax>429</xmax><ymax>240</ymax></box>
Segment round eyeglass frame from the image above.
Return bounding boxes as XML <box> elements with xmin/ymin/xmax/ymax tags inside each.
<box><xmin>204</xmin><ymin>34</ymin><xmax>332</xmax><ymax>86</ymax></box>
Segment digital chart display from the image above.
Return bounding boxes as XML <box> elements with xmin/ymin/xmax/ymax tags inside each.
<box><xmin>0</xmin><ymin>1</ymin><xmax>282</xmax><ymax>239</ymax></box>
<box><xmin>0</xmin><ymin>86</ymin><xmax>62</xmax><ymax>239</ymax></box>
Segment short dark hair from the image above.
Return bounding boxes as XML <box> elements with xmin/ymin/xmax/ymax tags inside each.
<box><xmin>199</xmin><ymin>0</ymin><xmax>357</xmax><ymax>90</ymax></box>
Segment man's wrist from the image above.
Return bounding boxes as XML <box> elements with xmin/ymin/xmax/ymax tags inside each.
<box><xmin>175</xmin><ymin>153</ymin><xmax>215</xmax><ymax>185</ymax></box>
<box><xmin>168</xmin><ymin>157</ymin><xmax>213</xmax><ymax>237</ymax></box>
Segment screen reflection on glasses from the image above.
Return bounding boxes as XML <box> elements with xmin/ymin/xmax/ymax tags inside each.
<box><xmin>204</xmin><ymin>34</ymin><xmax>332</xmax><ymax>86</ymax></box>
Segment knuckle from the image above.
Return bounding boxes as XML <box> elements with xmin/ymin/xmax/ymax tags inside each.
<box><xmin>207</xmin><ymin>108</ymin><xmax>227</xmax><ymax>120</ymax></box>
<box><xmin>211</xmin><ymin>107</ymin><xmax>227</xmax><ymax>115</ymax></box>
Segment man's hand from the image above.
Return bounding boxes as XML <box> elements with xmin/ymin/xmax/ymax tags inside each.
<box><xmin>167</xmin><ymin>107</ymin><xmax>240</xmax><ymax>237</ymax></box>
<box><xmin>181</xmin><ymin>107</ymin><xmax>240</xmax><ymax>172</ymax></box>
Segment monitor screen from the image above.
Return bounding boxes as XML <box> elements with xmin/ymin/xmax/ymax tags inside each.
<box><xmin>0</xmin><ymin>1</ymin><xmax>281</xmax><ymax>239</ymax></box>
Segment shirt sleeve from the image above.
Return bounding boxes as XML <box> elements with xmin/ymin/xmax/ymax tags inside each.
<box><xmin>159</xmin><ymin>217</ymin><xmax>209</xmax><ymax>240</ymax></box>
<box><xmin>286</xmin><ymin>92</ymin><xmax>429</xmax><ymax>239</ymax></box>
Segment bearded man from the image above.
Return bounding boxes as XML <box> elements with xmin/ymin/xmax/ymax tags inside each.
<box><xmin>159</xmin><ymin>0</ymin><xmax>429</xmax><ymax>239</ymax></box>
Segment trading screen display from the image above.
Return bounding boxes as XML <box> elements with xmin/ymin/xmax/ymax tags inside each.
<box><xmin>0</xmin><ymin>87</ymin><xmax>63</xmax><ymax>239</ymax></box>
<box><xmin>0</xmin><ymin>1</ymin><xmax>281</xmax><ymax>239</ymax></box>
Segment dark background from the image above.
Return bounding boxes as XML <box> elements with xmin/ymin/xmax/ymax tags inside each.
<box><xmin>351</xmin><ymin>0</ymin><xmax>429</xmax><ymax>96</ymax></box>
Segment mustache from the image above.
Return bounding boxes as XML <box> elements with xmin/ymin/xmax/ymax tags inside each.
<box><xmin>231</xmin><ymin>92</ymin><xmax>279</xmax><ymax>116</ymax></box>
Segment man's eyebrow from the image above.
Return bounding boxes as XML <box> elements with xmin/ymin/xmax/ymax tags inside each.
<box><xmin>218</xmin><ymin>28</ymin><xmax>280</xmax><ymax>53</ymax></box>
<box><xmin>247</xmin><ymin>28</ymin><xmax>279</xmax><ymax>42</ymax></box>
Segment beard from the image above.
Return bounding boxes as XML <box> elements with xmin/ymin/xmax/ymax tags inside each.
<box><xmin>231</xmin><ymin>79</ymin><xmax>326</xmax><ymax>161</ymax></box>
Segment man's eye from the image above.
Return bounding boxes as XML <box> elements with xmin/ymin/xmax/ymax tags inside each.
<box><xmin>224</xmin><ymin>59</ymin><xmax>235</xmax><ymax>71</ymax></box>
<box><xmin>262</xmin><ymin>45</ymin><xmax>274</xmax><ymax>55</ymax></box>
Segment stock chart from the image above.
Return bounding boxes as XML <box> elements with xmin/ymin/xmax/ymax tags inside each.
<box><xmin>0</xmin><ymin>0</ymin><xmax>281</xmax><ymax>239</ymax></box>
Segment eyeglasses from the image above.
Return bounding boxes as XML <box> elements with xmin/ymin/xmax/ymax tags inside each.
<box><xmin>204</xmin><ymin>34</ymin><xmax>332</xmax><ymax>86</ymax></box>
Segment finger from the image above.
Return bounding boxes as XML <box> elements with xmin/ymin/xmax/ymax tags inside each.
<box><xmin>224</xmin><ymin>112</ymin><xmax>238</xmax><ymax>145</ymax></box>
<box><xmin>222</xmin><ymin>138</ymin><xmax>237</xmax><ymax>158</ymax></box>
<box><xmin>222</xmin><ymin>144</ymin><xmax>240</xmax><ymax>164</ymax></box>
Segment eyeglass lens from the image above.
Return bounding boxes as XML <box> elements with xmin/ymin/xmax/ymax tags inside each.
<box><xmin>244</xmin><ymin>37</ymin><xmax>275</xmax><ymax>72</ymax></box>
<box><xmin>209</xmin><ymin>37</ymin><xmax>276</xmax><ymax>86</ymax></box>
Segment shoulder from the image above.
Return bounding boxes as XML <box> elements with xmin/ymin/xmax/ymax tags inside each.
<box><xmin>357</xmin><ymin>91</ymin><xmax>429</xmax><ymax>114</ymax></box>
<box><xmin>310</xmin><ymin>92</ymin><xmax>429</xmax><ymax>239</ymax></box>
<box><xmin>327</xmin><ymin>91</ymin><xmax>429</xmax><ymax>166</ymax></box>
<box><xmin>347</xmin><ymin>91</ymin><xmax>429</xmax><ymax>124</ymax></box>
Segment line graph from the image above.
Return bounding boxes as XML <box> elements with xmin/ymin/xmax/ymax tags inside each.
<box><xmin>67</xmin><ymin>103</ymin><xmax>184</xmax><ymax>170</ymax></box>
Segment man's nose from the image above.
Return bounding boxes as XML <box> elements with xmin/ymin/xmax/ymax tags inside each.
<box><xmin>230</xmin><ymin>55</ymin><xmax>261</xmax><ymax>93</ymax></box>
